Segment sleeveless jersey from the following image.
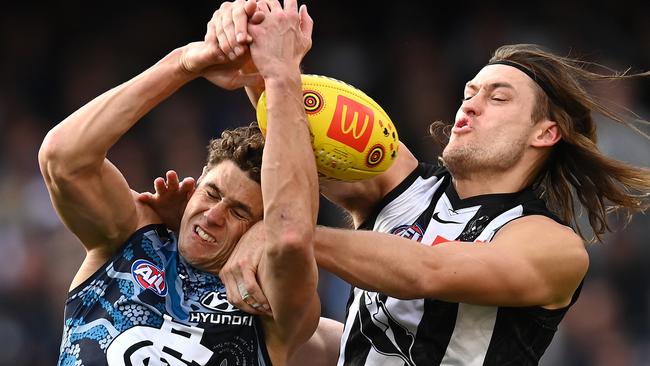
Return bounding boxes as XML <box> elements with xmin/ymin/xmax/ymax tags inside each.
<box><xmin>337</xmin><ymin>163</ymin><xmax>581</xmax><ymax>366</ymax></box>
<box><xmin>58</xmin><ymin>224</ymin><xmax>272</xmax><ymax>366</ymax></box>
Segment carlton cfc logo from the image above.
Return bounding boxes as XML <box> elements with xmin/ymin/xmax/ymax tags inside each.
<box><xmin>131</xmin><ymin>259</ymin><xmax>167</xmax><ymax>296</ymax></box>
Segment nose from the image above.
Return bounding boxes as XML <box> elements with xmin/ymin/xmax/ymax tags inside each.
<box><xmin>204</xmin><ymin>201</ymin><xmax>227</xmax><ymax>227</ymax></box>
<box><xmin>460</xmin><ymin>94</ymin><xmax>483</xmax><ymax>117</ymax></box>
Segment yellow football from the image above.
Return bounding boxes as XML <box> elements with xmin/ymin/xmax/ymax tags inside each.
<box><xmin>256</xmin><ymin>74</ymin><xmax>399</xmax><ymax>181</ymax></box>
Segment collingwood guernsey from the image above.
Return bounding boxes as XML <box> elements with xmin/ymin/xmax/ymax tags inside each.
<box><xmin>337</xmin><ymin>163</ymin><xmax>581</xmax><ymax>366</ymax></box>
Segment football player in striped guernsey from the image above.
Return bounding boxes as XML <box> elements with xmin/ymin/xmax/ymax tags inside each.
<box><xmin>147</xmin><ymin>2</ymin><xmax>650</xmax><ymax>365</ymax></box>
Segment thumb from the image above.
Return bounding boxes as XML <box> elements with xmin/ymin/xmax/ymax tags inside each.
<box><xmin>137</xmin><ymin>192</ymin><xmax>154</xmax><ymax>203</ymax></box>
<box><xmin>244</xmin><ymin>0</ymin><xmax>257</xmax><ymax>17</ymax></box>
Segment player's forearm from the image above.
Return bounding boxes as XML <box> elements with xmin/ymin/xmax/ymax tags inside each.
<box><xmin>39</xmin><ymin>47</ymin><xmax>195</xmax><ymax>177</ymax></box>
<box><xmin>314</xmin><ymin>226</ymin><xmax>437</xmax><ymax>299</ymax></box>
<box><xmin>261</xmin><ymin>71</ymin><xmax>319</xmax><ymax>250</ymax></box>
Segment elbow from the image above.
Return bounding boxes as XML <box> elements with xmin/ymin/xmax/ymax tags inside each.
<box><xmin>38</xmin><ymin>129</ymin><xmax>65</xmax><ymax>182</ymax></box>
<box><xmin>265</xmin><ymin>226</ymin><xmax>315</xmax><ymax>259</ymax></box>
<box><xmin>39</xmin><ymin>128</ymin><xmax>97</xmax><ymax>182</ymax></box>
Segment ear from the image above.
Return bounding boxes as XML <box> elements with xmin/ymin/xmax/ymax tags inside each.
<box><xmin>531</xmin><ymin>120</ymin><xmax>562</xmax><ymax>147</ymax></box>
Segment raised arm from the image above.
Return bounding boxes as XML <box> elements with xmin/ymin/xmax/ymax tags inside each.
<box><xmin>39</xmin><ymin>16</ymin><xmax>264</xmax><ymax>289</ymax></box>
<box><xmin>38</xmin><ymin>48</ymin><xmax>196</xmax><ymax>259</ymax></box>
<box><xmin>247</xmin><ymin>0</ymin><xmax>320</xmax><ymax>359</ymax></box>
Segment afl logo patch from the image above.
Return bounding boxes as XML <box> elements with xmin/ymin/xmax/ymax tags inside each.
<box><xmin>390</xmin><ymin>223</ymin><xmax>424</xmax><ymax>242</ymax></box>
<box><xmin>366</xmin><ymin>144</ymin><xmax>385</xmax><ymax>167</ymax></box>
<box><xmin>131</xmin><ymin>259</ymin><xmax>167</xmax><ymax>296</ymax></box>
<box><xmin>303</xmin><ymin>90</ymin><xmax>323</xmax><ymax>114</ymax></box>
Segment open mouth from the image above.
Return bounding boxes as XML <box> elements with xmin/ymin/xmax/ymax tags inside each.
<box><xmin>452</xmin><ymin>118</ymin><xmax>471</xmax><ymax>133</ymax></box>
<box><xmin>194</xmin><ymin>225</ymin><xmax>216</xmax><ymax>243</ymax></box>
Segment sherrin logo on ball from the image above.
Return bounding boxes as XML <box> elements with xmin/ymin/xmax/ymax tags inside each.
<box><xmin>256</xmin><ymin>74</ymin><xmax>399</xmax><ymax>181</ymax></box>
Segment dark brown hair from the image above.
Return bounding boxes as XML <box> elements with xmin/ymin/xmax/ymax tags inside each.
<box><xmin>432</xmin><ymin>44</ymin><xmax>650</xmax><ymax>242</ymax></box>
<box><xmin>206</xmin><ymin>122</ymin><xmax>264</xmax><ymax>183</ymax></box>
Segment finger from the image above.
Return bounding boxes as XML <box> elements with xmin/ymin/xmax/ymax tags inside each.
<box><xmin>205</xmin><ymin>13</ymin><xmax>217</xmax><ymax>43</ymax></box>
<box><xmin>256</xmin><ymin>0</ymin><xmax>272</xmax><ymax>14</ymax></box>
<box><xmin>222</xmin><ymin>265</ymin><xmax>264</xmax><ymax>315</ymax></box>
<box><xmin>249</xmin><ymin>11</ymin><xmax>266</xmax><ymax>25</ymax></box>
<box><xmin>241</xmin><ymin>265</ymin><xmax>271</xmax><ymax>314</ymax></box>
<box><xmin>179</xmin><ymin>177</ymin><xmax>196</xmax><ymax>194</ymax></box>
<box><xmin>299</xmin><ymin>4</ymin><xmax>313</xmax><ymax>40</ymax></box>
<box><xmin>215</xmin><ymin>3</ymin><xmax>235</xmax><ymax>59</ymax></box>
<box><xmin>238</xmin><ymin>279</ymin><xmax>266</xmax><ymax>315</ymax></box>
<box><xmin>165</xmin><ymin>170</ymin><xmax>180</xmax><ymax>191</ymax></box>
<box><xmin>205</xmin><ymin>17</ymin><xmax>227</xmax><ymax>62</ymax></box>
<box><xmin>244</xmin><ymin>0</ymin><xmax>258</xmax><ymax>16</ymax></box>
<box><xmin>154</xmin><ymin>177</ymin><xmax>167</xmax><ymax>194</ymax></box>
<box><xmin>223</xmin><ymin>2</ymin><xmax>243</xmax><ymax>58</ymax></box>
<box><xmin>284</xmin><ymin>0</ymin><xmax>298</xmax><ymax>13</ymax></box>
<box><xmin>266</xmin><ymin>0</ymin><xmax>282</xmax><ymax>12</ymax></box>
<box><xmin>221</xmin><ymin>268</ymin><xmax>238</xmax><ymax>309</ymax></box>
<box><xmin>234</xmin><ymin>0</ymin><xmax>252</xmax><ymax>44</ymax></box>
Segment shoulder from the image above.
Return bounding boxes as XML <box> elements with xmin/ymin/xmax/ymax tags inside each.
<box><xmin>495</xmin><ymin>215</ymin><xmax>588</xmax><ymax>273</ymax></box>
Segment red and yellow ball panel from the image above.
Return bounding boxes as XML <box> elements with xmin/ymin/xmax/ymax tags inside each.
<box><xmin>256</xmin><ymin>74</ymin><xmax>399</xmax><ymax>181</ymax></box>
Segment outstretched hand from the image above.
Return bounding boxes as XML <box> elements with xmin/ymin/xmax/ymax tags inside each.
<box><xmin>137</xmin><ymin>170</ymin><xmax>195</xmax><ymax>232</ymax></box>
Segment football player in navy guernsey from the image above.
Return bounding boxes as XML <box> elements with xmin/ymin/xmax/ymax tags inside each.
<box><xmin>154</xmin><ymin>2</ymin><xmax>650</xmax><ymax>365</ymax></box>
<box><xmin>38</xmin><ymin>1</ymin><xmax>330</xmax><ymax>365</ymax></box>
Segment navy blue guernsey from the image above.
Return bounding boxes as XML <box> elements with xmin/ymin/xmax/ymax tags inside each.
<box><xmin>337</xmin><ymin>163</ymin><xmax>582</xmax><ymax>366</ymax></box>
<box><xmin>58</xmin><ymin>224</ymin><xmax>272</xmax><ymax>366</ymax></box>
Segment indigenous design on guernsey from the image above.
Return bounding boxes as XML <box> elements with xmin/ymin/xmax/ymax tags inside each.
<box><xmin>58</xmin><ymin>224</ymin><xmax>272</xmax><ymax>366</ymax></box>
<box><xmin>337</xmin><ymin>163</ymin><xmax>582</xmax><ymax>366</ymax></box>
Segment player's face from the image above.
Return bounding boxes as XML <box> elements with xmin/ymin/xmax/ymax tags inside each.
<box><xmin>442</xmin><ymin>64</ymin><xmax>541</xmax><ymax>178</ymax></box>
<box><xmin>178</xmin><ymin>160</ymin><xmax>263</xmax><ymax>273</ymax></box>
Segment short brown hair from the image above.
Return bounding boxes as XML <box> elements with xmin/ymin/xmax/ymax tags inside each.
<box><xmin>206</xmin><ymin>122</ymin><xmax>264</xmax><ymax>183</ymax></box>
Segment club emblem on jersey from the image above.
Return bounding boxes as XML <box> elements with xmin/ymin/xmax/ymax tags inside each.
<box><xmin>131</xmin><ymin>259</ymin><xmax>167</xmax><ymax>296</ymax></box>
<box><xmin>390</xmin><ymin>224</ymin><xmax>424</xmax><ymax>242</ymax></box>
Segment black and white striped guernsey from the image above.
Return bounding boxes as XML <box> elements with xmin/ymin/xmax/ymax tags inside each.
<box><xmin>337</xmin><ymin>163</ymin><xmax>582</xmax><ymax>366</ymax></box>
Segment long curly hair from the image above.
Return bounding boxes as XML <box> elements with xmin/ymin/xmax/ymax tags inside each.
<box><xmin>432</xmin><ymin>44</ymin><xmax>650</xmax><ymax>242</ymax></box>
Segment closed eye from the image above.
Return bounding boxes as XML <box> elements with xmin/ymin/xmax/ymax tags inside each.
<box><xmin>231</xmin><ymin>208</ymin><xmax>248</xmax><ymax>220</ymax></box>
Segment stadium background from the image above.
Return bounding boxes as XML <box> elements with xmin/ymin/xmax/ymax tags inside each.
<box><xmin>1</xmin><ymin>0</ymin><xmax>649</xmax><ymax>364</ymax></box>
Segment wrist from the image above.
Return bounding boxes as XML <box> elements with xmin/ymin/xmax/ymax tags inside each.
<box><xmin>260</xmin><ymin>63</ymin><xmax>302</xmax><ymax>83</ymax></box>
<box><xmin>173</xmin><ymin>46</ymin><xmax>202</xmax><ymax>81</ymax></box>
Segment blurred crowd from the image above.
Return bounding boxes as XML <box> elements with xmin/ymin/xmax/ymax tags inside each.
<box><xmin>1</xmin><ymin>1</ymin><xmax>648</xmax><ymax>365</ymax></box>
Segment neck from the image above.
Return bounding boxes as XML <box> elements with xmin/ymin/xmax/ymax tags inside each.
<box><xmin>450</xmin><ymin>159</ymin><xmax>539</xmax><ymax>200</ymax></box>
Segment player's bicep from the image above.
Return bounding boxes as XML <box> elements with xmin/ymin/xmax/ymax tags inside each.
<box><xmin>428</xmin><ymin>216</ymin><xmax>587</xmax><ymax>307</ymax></box>
<box><xmin>45</xmin><ymin>158</ymin><xmax>139</xmax><ymax>251</ymax></box>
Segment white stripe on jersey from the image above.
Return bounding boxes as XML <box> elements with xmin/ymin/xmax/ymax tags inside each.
<box><xmin>372</xmin><ymin>176</ymin><xmax>444</xmax><ymax>233</ymax></box>
<box><xmin>440</xmin><ymin>304</ymin><xmax>497</xmax><ymax>366</ymax></box>
<box><xmin>338</xmin><ymin>289</ymin><xmax>363</xmax><ymax>366</ymax></box>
